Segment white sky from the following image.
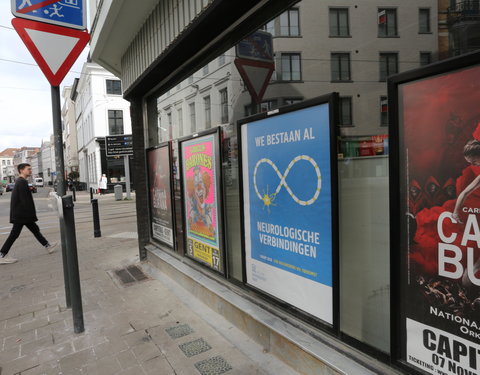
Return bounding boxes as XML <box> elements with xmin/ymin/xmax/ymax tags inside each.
<box><xmin>0</xmin><ymin>1</ymin><xmax>89</xmax><ymax>152</ymax></box>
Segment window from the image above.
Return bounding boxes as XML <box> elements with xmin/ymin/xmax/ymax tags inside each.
<box><xmin>167</xmin><ymin>112</ymin><xmax>172</xmax><ymax>139</ymax></box>
<box><xmin>329</xmin><ymin>8</ymin><xmax>349</xmax><ymax>37</ymax></box>
<box><xmin>106</xmin><ymin>80</ymin><xmax>122</xmax><ymax>95</ymax></box>
<box><xmin>220</xmin><ymin>88</ymin><xmax>228</xmax><ymax>123</ymax></box>
<box><xmin>189</xmin><ymin>103</ymin><xmax>196</xmax><ymax>133</ymax></box>
<box><xmin>2</xmin><ymin>160</ymin><xmax>5</xmax><ymax>165</ymax></box>
<box><xmin>280</xmin><ymin>53</ymin><xmax>301</xmax><ymax>81</ymax></box>
<box><xmin>420</xmin><ymin>52</ymin><xmax>432</xmax><ymax>66</ymax></box>
<box><xmin>284</xmin><ymin>98</ymin><xmax>303</xmax><ymax>105</ymax></box>
<box><xmin>380</xmin><ymin>96</ymin><xmax>388</xmax><ymax>126</ymax></box>
<box><xmin>262</xmin><ymin>20</ymin><xmax>275</xmax><ymax>36</ymax></box>
<box><xmin>378</xmin><ymin>9</ymin><xmax>397</xmax><ymax>37</ymax></box>
<box><xmin>204</xmin><ymin>96</ymin><xmax>211</xmax><ymax>128</ymax></box>
<box><xmin>339</xmin><ymin>97</ymin><xmax>353</xmax><ymax>126</ymax></box>
<box><xmin>177</xmin><ymin>108</ymin><xmax>183</xmax><ymax>137</ymax></box>
<box><xmin>379</xmin><ymin>53</ymin><xmax>398</xmax><ymax>81</ymax></box>
<box><xmin>218</xmin><ymin>54</ymin><xmax>226</xmax><ymax>66</ymax></box>
<box><xmin>188</xmin><ymin>75</ymin><xmax>194</xmax><ymax>84</ymax></box>
<box><xmin>244</xmin><ymin>100</ymin><xmax>278</xmax><ymax>117</ymax></box>
<box><xmin>108</xmin><ymin>110</ymin><xmax>124</xmax><ymax>135</ymax></box>
<box><xmin>203</xmin><ymin>64</ymin><xmax>209</xmax><ymax>76</ymax></box>
<box><xmin>419</xmin><ymin>8</ymin><xmax>431</xmax><ymax>33</ymax></box>
<box><xmin>331</xmin><ymin>53</ymin><xmax>351</xmax><ymax>81</ymax></box>
<box><xmin>279</xmin><ymin>8</ymin><xmax>300</xmax><ymax>36</ymax></box>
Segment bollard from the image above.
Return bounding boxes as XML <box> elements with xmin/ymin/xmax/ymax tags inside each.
<box><xmin>91</xmin><ymin>198</ymin><xmax>101</xmax><ymax>238</ymax></box>
<box><xmin>72</xmin><ymin>187</ymin><xmax>76</xmax><ymax>202</ymax></box>
<box><xmin>90</xmin><ymin>187</ymin><xmax>93</xmax><ymax>201</ymax></box>
<box><xmin>62</xmin><ymin>195</ymin><xmax>84</xmax><ymax>334</ymax></box>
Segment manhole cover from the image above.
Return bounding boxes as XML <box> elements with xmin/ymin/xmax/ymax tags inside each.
<box><xmin>112</xmin><ymin>265</ymin><xmax>149</xmax><ymax>286</ymax></box>
<box><xmin>194</xmin><ymin>356</ymin><xmax>232</xmax><ymax>375</ymax></box>
<box><xmin>179</xmin><ymin>338</ymin><xmax>211</xmax><ymax>357</ymax></box>
<box><xmin>165</xmin><ymin>324</ymin><xmax>194</xmax><ymax>339</ymax></box>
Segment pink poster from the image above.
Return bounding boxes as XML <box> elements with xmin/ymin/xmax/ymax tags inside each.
<box><xmin>181</xmin><ymin>134</ymin><xmax>223</xmax><ymax>272</ymax></box>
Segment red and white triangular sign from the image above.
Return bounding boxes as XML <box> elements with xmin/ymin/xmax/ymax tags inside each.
<box><xmin>12</xmin><ymin>18</ymin><xmax>89</xmax><ymax>87</ymax></box>
<box><xmin>234</xmin><ymin>58</ymin><xmax>274</xmax><ymax>104</ymax></box>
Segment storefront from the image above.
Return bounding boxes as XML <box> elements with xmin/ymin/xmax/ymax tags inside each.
<box><xmin>89</xmin><ymin>1</ymin><xmax>479</xmax><ymax>374</ymax></box>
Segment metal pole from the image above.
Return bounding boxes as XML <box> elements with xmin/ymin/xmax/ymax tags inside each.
<box><xmin>62</xmin><ymin>195</ymin><xmax>84</xmax><ymax>333</ymax></box>
<box><xmin>91</xmin><ymin>198</ymin><xmax>101</xmax><ymax>237</ymax></box>
<box><xmin>72</xmin><ymin>187</ymin><xmax>76</xmax><ymax>202</ymax></box>
<box><xmin>51</xmin><ymin>85</ymin><xmax>71</xmax><ymax>308</ymax></box>
<box><xmin>124</xmin><ymin>155</ymin><xmax>131</xmax><ymax>200</ymax></box>
<box><xmin>90</xmin><ymin>187</ymin><xmax>93</xmax><ymax>201</ymax></box>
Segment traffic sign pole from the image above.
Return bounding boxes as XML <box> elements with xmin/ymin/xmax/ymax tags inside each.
<box><xmin>124</xmin><ymin>156</ymin><xmax>131</xmax><ymax>200</ymax></box>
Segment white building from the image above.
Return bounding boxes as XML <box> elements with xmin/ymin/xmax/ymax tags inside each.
<box><xmin>73</xmin><ymin>62</ymin><xmax>132</xmax><ymax>191</ymax></box>
<box><xmin>62</xmin><ymin>84</ymin><xmax>79</xmax><ymax>179</ymax></box>
<box><xmin>41</xmin><ymin>138</ymin><xmax>56</xmax><ymax>185</ymax></box>
<box><xmin>0</xmin><ymin>148</ymin><xmax>18</xmax><ymax>183</ymax></box>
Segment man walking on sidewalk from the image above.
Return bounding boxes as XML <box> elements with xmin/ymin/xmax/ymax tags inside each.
<box><xmin>0</xmin><ymin>163</ymin><xmax>57</xmax><ymax>264</ymax></box>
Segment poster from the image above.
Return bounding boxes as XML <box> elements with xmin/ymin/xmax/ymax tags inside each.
<box><xmin>398</xmin><ymin>64</ymin><xmax>480</xmax><ymax>375</ymax></box>
<box><xmin>241</xmin><ymin>103</ymin><xmax>334</xmax><ymax>324</ymax></box>
<box><xmin>181</xmin><ymin>133</ymin><xmax>224</xmax><ymax>273</ymax></box>
<box><xmin>147</xmin><ymin>145</ymin><xmax>174</xmax><ymax>247</ymax></box>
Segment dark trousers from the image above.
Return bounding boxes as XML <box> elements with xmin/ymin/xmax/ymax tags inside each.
<box><xmin>0</xmin><ymin>222</ymin><xmax>48</xmax><ymax>256</ymax></box>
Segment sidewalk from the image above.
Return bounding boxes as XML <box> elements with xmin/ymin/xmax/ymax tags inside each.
<box><xmin>0</xmin><ymin>197</ymin><xmax>298</xmax><ymax>375</ymax></box>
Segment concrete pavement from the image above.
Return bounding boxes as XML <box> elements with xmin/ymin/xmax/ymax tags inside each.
<box><xmin>0</xmin><ymin>191</ymin><xmax>298</xmax><ymax>375</ymax></box>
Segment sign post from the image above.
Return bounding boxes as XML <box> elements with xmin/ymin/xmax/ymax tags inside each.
<box><xmin>12</xmin><ymin>0</ymin><xmax>89</xmax><ymax>333</ymax></box>
<box><xmin>235</xmin><ymin>31</ymin><xmax>275</xmax><ymax>115</ymax></box>
<box><xmin>106</xmin><ymin>135</ymin><xmax>134</xmax><ymax>200</ymax></box>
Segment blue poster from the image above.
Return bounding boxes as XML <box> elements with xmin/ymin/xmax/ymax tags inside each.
<box><xmin>242</xmin><ymin>103</ymin><xmax>333</xmax><ymax>322</ymax></box>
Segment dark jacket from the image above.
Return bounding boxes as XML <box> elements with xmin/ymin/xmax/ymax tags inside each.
<box><xmin>10</xmin><ymin>177</ymin><xmax>37</xmax><ymax>224</ymax></box>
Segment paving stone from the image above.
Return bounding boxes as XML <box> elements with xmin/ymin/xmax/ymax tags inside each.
<box><xmin>93</xmin><ymin>338</ymin><xmax>129</xmax><ymax>359</ymax></box>
<box><xmin>141</xmin><ymin>355</ymin><xmax>176</xmax><ymax>375</ymax></box>
<box><xmin>20</xmin><ymin>335</ymin><xmax>53</xmax><ymax>356</ymax></box>
<box><xmin>59</xmin><ymin>347</ymin><xmax>96</xmax><ymax>371</ymax></box>
<box><xmin>116</xmin><ymin>348</ymin><xmax>138</xmax><ymax>370</ymax></box>
<box><xmin>81</xmin><ymin>354</ymin><xmax>122</xmax><ymax>375</ymax></box>
<box><xmin>131</xmin><ymin>341</ymin><xmax>161</xmax><ymax>362</ymax></box>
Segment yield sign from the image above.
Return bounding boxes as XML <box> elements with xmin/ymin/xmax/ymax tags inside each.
<box><xmin>12</xmin><ymin>17</ymin><xmax>89</xmax><ymax>86</ymax></box>
<box><xmin>234</xmin><ymin>58</ymin><xmax>274</xmax><ymax>104</ymax></box>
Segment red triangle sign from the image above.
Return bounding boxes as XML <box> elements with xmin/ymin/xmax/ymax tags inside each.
<box><xmin>234</xmin><ymin>58</ymin><xmax>274</xmax><ymax>104</ymax></box>
<box><xmin>12</xmin><ymin>18</ymin><xmax>90</xmax><ymax>87</ymax></box>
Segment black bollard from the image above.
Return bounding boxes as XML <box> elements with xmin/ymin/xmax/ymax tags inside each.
<box><xmin>72</xmin><ymin>187</ymin><xmax>76</xmax><ymax>202</ymax></box>
<box><xmin>62</xmin><ymin>195</ymin><xmax>84</xmax><ymax>334</ymax></box>
<box><xmin>91</xmin><ymin>198</ymin><xmax>101</xmax><ymax>238</ymax></box>
<box><xmin>89</xmin><ymin>187</ymin><xmax>93</xmax><ymax>201</ymax></box>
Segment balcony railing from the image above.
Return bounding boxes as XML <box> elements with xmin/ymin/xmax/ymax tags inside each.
<box><xmin>448</xmin><ymin>1</ymin><xmax>480</xmax><ymax>24</ymax></box>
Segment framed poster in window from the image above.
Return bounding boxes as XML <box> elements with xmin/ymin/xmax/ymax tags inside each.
<box><xmin>146</xmin><ymin>142</ymin><xmax>175</xmax><ymax>248</ymax></box>
<box><xmin>389</xmin><ymin>51</ymin><xmax>480</xmax><ymax>375</ymax></box>
<box><xmin>179</xmin><ymin>128</ymin><xmax>226</xmax><ymax>274</ymax></box>
<box><xmin>238</xmin><ymin>94</ymin><xmax>339</xmax><ymax>327</ymax></box>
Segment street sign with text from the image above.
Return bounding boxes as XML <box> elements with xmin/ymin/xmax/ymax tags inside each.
<box><xmin>11</xmin><ymin>0</ymin><xmax>87</xmax><ymax>30</ymax></box>
<box><xmin>106</xmin><ymin>135</ymin><xmax>134</xmax><ymax>157</ymax></box>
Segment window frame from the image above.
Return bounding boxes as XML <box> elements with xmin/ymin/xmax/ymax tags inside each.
<box><xmin>204</xmin><ymin>95</ymin><xmax>211</xmax><ymax>129</ymax></box>
<box><xmin>329</xmin><ymin>7</ymin><xmax>350</xmax><ymax>37</ymax></box>
<box><xmin>418</xmin><ymin>8</ymin><xmax>431</xmax><ymax>34</ymax></box>
<box><xmin>219</xmin><ymin>88</ymin><xmax>228</xmax><ymax>124</ymax></box>
<box><xmin>378</xmin><ymin>8</ymin><xmax>398</xmax><ymax>38</ymax></box>
<box><xmin>331</xmin><ymin>52</ymin><xmax>352</xmax><ymax>82</ymax></box>
<box><xmin>338</xmin><ymin>96</ymin><xmax>353</xmax><ymax>127</ymax></box>
<box><xmin>279</xmin><ymin>52</ymin><xmax>302</xmax><ymax>81</ymax></box>
<box><xmin>279</xmin><ymin>8</ymin><xmax>300</xmax><ymax>37</ymax></box>
<box><xmin>379</xmin><ymin>52</ymin><xmax>399</xmax><ymax>82</ymax></box>
<box><xmin>107</xmin><ymin>109</ymin><xmax>124</xmax><ymax>135</ymax></box>
<box><xmin>106</xmin><ymin>79</ymin><xmax>122</xmax><ymax>95</ymax></box>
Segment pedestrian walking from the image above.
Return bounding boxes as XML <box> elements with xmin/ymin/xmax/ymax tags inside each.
<box><xmin>0</xmin><ymin>163</ymin><xmax>57</xmax><ymax>264</ymax></box>
<box><xmin>99</xmin><ymin>173</ymin><xmax>107</xmax><ymax>195</ymax></box>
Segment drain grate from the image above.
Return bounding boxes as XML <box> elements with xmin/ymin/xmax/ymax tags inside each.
<box><xmin>179</xmin><ymin>338</ymin><xmax>211</xmax><ymax>357</ymax></box>
<box><xmin>165</xmin><ymin>323</ymin><xmax>194</xmax><ymax>339</ymax></box>
<box><xmin>113</xmin><ymin>265</ymin><xmax>149</xmax><ymax>286</ymax></box>
<box><xmin>194</xmin><ymin>356</ymin><xmax>232</xmax><ymax>375</ymax></box>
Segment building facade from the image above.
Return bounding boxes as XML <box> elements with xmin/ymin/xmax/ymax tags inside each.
<box><xmin>62</xmin><ymin>85</ymin><xmax>79</xmax><ymax>180</ymax></box>
<box><xmin>0</xmin><ymin>148</ymin><xmax>18</xmax><ymax>183</ymax></box>
<box><xmin>41</xmin><ymin>139</ymin><xmax>56</xmax><ymax>185</ymax></box>
<box><xmin>71</xmin><ymin>62</ymin><xmax>133</xmax><ymax>192</ymax></box>
<box><xmin>88</xmin><ymin>1</ymin><xmax>479</xmax><ymax>374</ymax></box>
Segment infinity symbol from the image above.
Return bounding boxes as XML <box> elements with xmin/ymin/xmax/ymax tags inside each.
<box><xmin>253</xmin><ymin>156</ymin><xmax>321</xmax><ymax>206</ymax></box>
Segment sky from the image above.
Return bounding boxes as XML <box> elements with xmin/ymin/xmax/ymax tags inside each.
<box><xmin>0</xmin><ymin>1</ymin><xmax>89</xmax><ymax>152</ymax></box>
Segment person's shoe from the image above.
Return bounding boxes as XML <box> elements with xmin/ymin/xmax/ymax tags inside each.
<box><xmin>45</xmin><ymin>242</ymin><xmax>58</xmax><ymax>254</ymax></box>
<box><xmin>0</xmin><ymin>256</ymin><xmax>18</xmax><ymax>264</ymax></box>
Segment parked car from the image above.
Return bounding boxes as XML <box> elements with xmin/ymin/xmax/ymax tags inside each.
<box><xmin>28</xmin><ymin>184</ymin><xmax>37</xmax><ymax>193</ymax></box>
<box><xmin>34</xmin><ymin>177</ymin><xmax>44</xmax><ymax>187</ymax></box>
<box><xmin>6</xmin><ymin>183</ymin><xmax>15</xmax><ymax>192</ymax></box>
